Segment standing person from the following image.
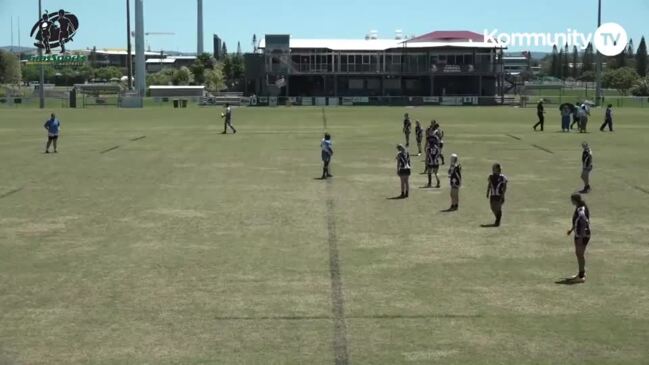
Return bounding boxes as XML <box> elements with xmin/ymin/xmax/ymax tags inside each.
<box><xmin>533</xmin><ymin>99</ymin><xmax>545</xmax><ymax>131</ymax></box>
<box><xmin>578</xmin><ymin>104</ymin><xmax>590</xmax><ymax>133</ymax></box>
<box><xmin>425</xmin><ymin>142</ymin><xmax>441</xmax><ymax>188</ymax></box>
<box><xmin>414</xmin><ymin>120</ymin><xmax>423</xmax><ymax>156</ymax></box>
<box><xmin>425</xmin><ymin>120</ymin><xmax>436</xmax><ymax>149</ymax></box>
<box><xmin>566</xmin><ymin>193</ymin><xmax>591</xmax><ymax>283</ymax></box>
<box><xmin>599</xmin><ymin>104</ymin><xmax>614</xmax><ymax>132</ymax></box>
<box><xmin>221</xmin><ymin>103</ymin><xmax>237</xmax><ymax>134</ymax></box>
<box><xmin>486</xmin><ymin>163</ymin><xmax>507</xmax><ymax>227</ymax></box>
<box><xmin>320</xmin><ymin>133</ymin><xmax>333</xmax><ymax>179</ymax></box>
<box><xmin>447</xmin><ymin>153</ymin><xmax>462</xmax><ymax>211</ymax></box>
<box><xmin>402</xmin><ymin>113</ymin><xmax>412</xmax><ymax>147</ymax></box>
<box><xmin>579</xmin><ymin>142</ymin><xmax>593</xmax><ymax>193</ymax></box>
<box><xmin>434</xmin><ymin>122</ymin><xmax>446</xmax><ymax>165</ymax></box>
<box><xmin>43</xmin><ymin>113</ymin><xmax>61</xmax><ymax>153</ymax></box>
<box><xmin>561</xmin><ymin>105</ymin><xmax>571</xmax><ymax>132</ymax></box>
<box><xmin>570</xmin><ymin>103</ymin><xmax>580</xmax><ymax>130</ymax></box>
<box><xmin>395</xmin><ymin>144</ymin><xmax>411</xmax><ymax>198</ymax></box>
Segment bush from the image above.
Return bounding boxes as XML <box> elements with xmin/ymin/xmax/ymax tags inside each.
<box><xmin>631</xmin><ymin>77</ymin><xmax>649</xmax><ymax>96</ymax></box>
<box><xmin>602</xmin><ymin>67</ymin><xmax>639</xmax><ymax>95</ymax></box>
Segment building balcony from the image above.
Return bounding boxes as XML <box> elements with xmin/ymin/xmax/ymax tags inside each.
<box><xmin>283</xmin><ymin>62</ymin><xmax>502</xmax><ymax>75</ymax></box>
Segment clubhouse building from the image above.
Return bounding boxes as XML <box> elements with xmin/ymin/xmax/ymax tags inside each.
<box><xmin>245</xmin><ymin>30</ymin><xmax>507</xmax><ymax>105</ymax></box>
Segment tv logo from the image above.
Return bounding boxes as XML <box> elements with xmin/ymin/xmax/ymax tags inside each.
<box><xmin>594</xmin><ymin>23</ymin><xmax>628</xmax><ymax>56</ymax></box>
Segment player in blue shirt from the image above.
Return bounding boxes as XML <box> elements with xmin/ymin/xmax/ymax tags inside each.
<box><xmin>320</xmin><ymin>133</ymin><xmax>333</xmax><ymax>179</ymax></box>
<box><xmin>43</xmin><ymin>113</ymin><xmax>61</xmax><ymax>153</ymax></box>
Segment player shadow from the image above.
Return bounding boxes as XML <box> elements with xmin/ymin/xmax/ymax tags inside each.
<box><xmin>554</xmin><ymin>278</ymin><xmax>584</xmax><ymax>285</ymax></box>
<box><xmin>440</xmin><ymin>207</ymin><xmax>457</xmax><ymax>213</ymax></box>
<box><xmin>480</xmin><ymin>223</ymin><xmax>499</xmax><ymax>228</ymax></box>
<box><xmin>386</xmin><ymin>195</ymin><xmax>406</xmax><ymax>200</ymax></box>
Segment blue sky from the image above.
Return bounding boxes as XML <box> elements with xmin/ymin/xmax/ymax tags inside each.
<box><xmin>1</xmin><ymin>0</ymin><xmax>648</xmax><ymax>53</ymax></box>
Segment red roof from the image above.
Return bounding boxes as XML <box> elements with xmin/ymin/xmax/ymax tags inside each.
<box><xmin>407</xmin><ymin>31</ymin><xmax>485</xmax><ymax>43</ymax></box>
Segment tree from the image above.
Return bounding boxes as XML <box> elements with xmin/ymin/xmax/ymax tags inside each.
<box><xmin>578</xmin><ymin>70</ymin><xmax>595</xmax><ymax>82</ymax></box>
<box><xmin>631</xmin><ymin>77</ymin><xmax>649</xmax><ymax>96</ymax></box>
<box><xmin>204</xmin><ymin>67</ymin><xmax>225</xmax><ymax>92</ymax></box>
<box><xmin>252</xmin><ymin>34</ymin><xmax>257</xmax><ymax>52</ymax></box>
<box><xmin>602</xmin><ymin>67</ymin><xmax>639</xmax><ymax>95</ymax></box>
<box><xmin>582</xmin><ymin>42</ymin><xmax>594</xmax><ymax>73</ymax></box>
<box><xmin>572</xmin><ymin>46</ymin><xmax>579</xmax><ymax>78</ymax></box>
<box><xmin>146</xmin><ymin>68</ymin><xmax>174</xmax><ymax>86</ymax></box>
<box><xmin>615</xmin><ymin>42</ymin><xmax>628</xmax><ymax>68</ymax></box>
<box><xmin>237</xmin><ymin>41</ymin><xmax>242</xmax><ymax>55</ymax></box>
<box><xmin>627</xmin><ymin>39</ymin><xmax>635</xmax><ymax>58</ymax></box>
<box><xmin>558</xmin><ymin>47</ymin><xmax>566</xmax><ymax>79</ymax></box>
<box><xmin>172</xmin><ymin>66</ymin><xmax>192</xmax><ymax>85</ymax></box>
<box><xmin>222</xmin><ymin>42</ymin><xmax>228</xmax><ymax>56</ymax></box>
<box><xmin>636</xmin><ymin>36</ymin><xmax>647</xmax><ymax>77</ymax></box>
<box><xmin>0</xmin><ymin>49</ymin><xmax>21</xmax><ymax>84</ymax></box>
<box><xmin>94</xmin><ymin>66</ymin><xmax>123</xmax><ymax>81</ymax></box>
<box><xmin>550</xmin><ymin>45</ymin><xmax>559</xmax><ymax>77</ymax></box>
<box><xmin>562</xmin><ymin>43</ymin><xmax>570</xmax><ymax>79</ymax></box>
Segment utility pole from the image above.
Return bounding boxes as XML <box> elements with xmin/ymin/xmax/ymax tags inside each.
<box><xmin>595</xmin><ymin>0</ymin><xmax>603</xmax><ymax>105</ymax></box>
<box><xmin>134</xmin><ymin>0</ymin><xmax>146</xmax><ymax>97</ymax></box>
<box><xmin>197</xmin><ymin>0</ymin><xmax>204</xmax><ymax>54</ymax></box>
<box><xmin>38</xmin><ymin>0</ymin><xmax>45</xmax><ymax>109</ymax></box>
<box><xmin>126</xmin><ymin>0</ymin><xmax>133</xmax><ymax>90</ymax></box>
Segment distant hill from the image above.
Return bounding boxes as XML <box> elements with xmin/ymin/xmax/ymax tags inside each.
<box><xmin>0</xmin><ymin>46</ymin><xmax>37</xmax><ymax>54</ymax></box>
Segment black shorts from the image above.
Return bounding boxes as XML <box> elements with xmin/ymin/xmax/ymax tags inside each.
<box><xmin>321</xmin><ymin>151</ymin><xmax>331</xmax><ymax>162</ymax></box>
<box><xmin>48</xmin><ymin>135</ymin><xmax>59</xmax><ymax>141</ymax></box>
<box><xmin>427</xmin><ymin>164</ymin><xmax>439</xmax><ymax>172</ymax></box>
<box><xmin>398</xmin><ymin>169</ymin><xmax>411</xmax><ymax>177</ymax></box>
<box><xmin>575</xmin><ymin>236</ymin><xmax>590</xmax><ymax>246</ymax></box>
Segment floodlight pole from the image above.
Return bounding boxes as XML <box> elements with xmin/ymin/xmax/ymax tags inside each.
<box><xmin>126</xmin><ymin>0</ymin><xmax>133</xmax><ymax>90</ymax></box>
<box><xmin>595</xmin><ymin>0</ymin><xmax>603</xmax><ymax>105</ymax></box>
<box><xmin>38</xmin><ymin>0</ymin><xmax>45</xmax><ymax>109</ymax></box>
<box><xmin>134</xmin><ymin>0</ymin><xmax>146</xmax><ymax>96</ymax></box>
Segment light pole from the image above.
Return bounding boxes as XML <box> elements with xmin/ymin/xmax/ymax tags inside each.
<box><xmin>134</xmin><ymin>0</ymin><xmax>146</xmax><ymax>96</ymax></box>
<box><xmin>595</xmin><ymin>0</ymin><xmax>603</xmax><ymax>105</ymax></box>
<box><xmin>126</xmin><ymin>0</ymin><xmax>133</xmax><ymax>90</ymax></box>
<box><xmin>38</xmin><ymin>0</ymin><xmax>45</xmax><ymax>109</ymax></box>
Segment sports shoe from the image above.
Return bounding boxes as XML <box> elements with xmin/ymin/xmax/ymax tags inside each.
<box><xmin>569</xmin><ymin>274</ymin><xmax>586</xmax><ymax>283</ymax></box>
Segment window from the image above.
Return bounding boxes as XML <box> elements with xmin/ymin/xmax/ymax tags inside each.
<box><xmin>362</xmin><ymin>55</ymin><xmax>370</xmax><ymax>64</ymax></box>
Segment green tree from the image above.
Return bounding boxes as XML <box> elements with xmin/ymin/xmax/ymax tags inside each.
<box><xmin>615</xmin><ymin>42</ymin><xmax>628</xmax><ymax>68</ymax></box>
<box><xmin>550</xmin><ymin>45</ymin><xmax>559</xmax><ymax>77</ymax></box>
<box><xmin>602</xmin><ymin>67</ymin><xmax>639</xmax><ymax>95</ymax></box>
<box><xmin>577</xmin><ymin>70</ymin><xmax>595</xmax><ymax>82</ymax></box>
<box><xmin>562</xmin><ymin>43</ymin><xmax>570</xmax><ymax>79</ymax></box>
<box><xmin>636</xmin><ymin>36</ymin><xmax>647</xmax><ymax>77</ymax></box>
<box><xmin>94</xmin><ymin>66</ymin><xmax>123</xmax><ymax>81</ymax></box>
<box><xmin>631</xmin><ymin>77</ymin><xmax>649</xmax><ymax>96</ymax></box>
<box><xmin>571</xmin><ymin>46</ymin><xmax>579</xmax><ymax>78</ymax></box>
<box><xmin>172</xmin><ymin>66</ymin><xmax>192</xmax><ymax>85</ymax></box>
<box><xmin>0</xmin><ymin>50</ymin><xmax>22</xmax><ymax>84</ymax></box>
<box><xmin>582</xmin><ymin>43</ymin><xmax>594</xmax><ymax>73</ymax></box>
<box><xmin>146</xmin><ymin>68</ymin><xmax>174</xmax><ymax>86</ymax></box>
<box><xmin>222</xmin><ymin>42</ymin><xmax>228</xmax><ymax>56</ymax></box>
<box><xmin>204</xmin><ymin>67</ymin><xmax>225</xmax><ymax>92</ymax></box>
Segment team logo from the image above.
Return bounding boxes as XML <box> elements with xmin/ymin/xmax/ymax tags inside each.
<box><xmin>30</xmin><ymin>9</ymin><xmax>79</xmax><ymax>54</ymax></box>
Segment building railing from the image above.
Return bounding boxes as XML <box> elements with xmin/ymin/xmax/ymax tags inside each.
<box><xmin>286</xmin><ymin>62</ymin><xmax>502</xmax><ymax>75</ymax></box>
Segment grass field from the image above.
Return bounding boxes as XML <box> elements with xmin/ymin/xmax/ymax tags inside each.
<box><xmin>1</xmin><ymin>105</ymin><xmax>648</xmax><ymax>364</ymax></box>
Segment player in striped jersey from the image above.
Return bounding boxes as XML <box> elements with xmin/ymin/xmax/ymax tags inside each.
<box><xmin>403</xmin><ymin>113</ymin><xmax>412</xmax><ymax>148</ymax></box>
<box><xmin>425</xmin><ymin>120</ymin><xmax>437</xmax><ymax>150</ymax></box>
<box><xmin>566</xmin><ymin>193</ymin><xmax>591</xmax><ymax>283</ymax></box>
<box><xmin>579</xmin><ymin>142</ymin><xmax>593</xmax><ymax>193</ymax></box>
<box><xmin>425</xmin><ymin>143</ymin><xmax>441</xmax><ymax>188</ymax></box>
<box><xmin>396</xmin><ymin>144</ymin><xmax>411</xmax><ymax>198</ymax></box>
<box><xmin>447</xmin><ymin>154</ymin><xmax>462</xmax><ymax>211</ymax></box>
<box><xmin>434</xmin><ymin>122</ymin><xmax>446</xmax><ymax>165</ymax></box>
<box><xmin>415</xmin><ymin>120</ymin><xmax>423</xmax><ymax>156</ymax></box>
<box><xmin>320</xmin><ymin>133</ymin><xmax>333</xmax><ymax>179</ymax></box>
<box><xmin>486</xmin><ymin>163</ymin><xmax>507</xmax><ymax>227</ymax></box>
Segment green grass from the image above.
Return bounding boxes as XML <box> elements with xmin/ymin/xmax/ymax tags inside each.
<box><xmin>1</xmin><ymin>106</ymin><xmax>649</xmax><ymax>364</ymax></box>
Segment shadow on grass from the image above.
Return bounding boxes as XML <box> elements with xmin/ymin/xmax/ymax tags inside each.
<box><xmin>386</xmin><ymin>195</ymin><xmax>405</xmax><ymax>200</ymax></box>
<box><xmin>555</xmin><ymin>278</ymin><xmax>585</xmax><ymax>285</ymax></box>
<box><xmin>480</xmin><ymin>223</ymin><xmax>499</xmax><ymax>228</ymax></box>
